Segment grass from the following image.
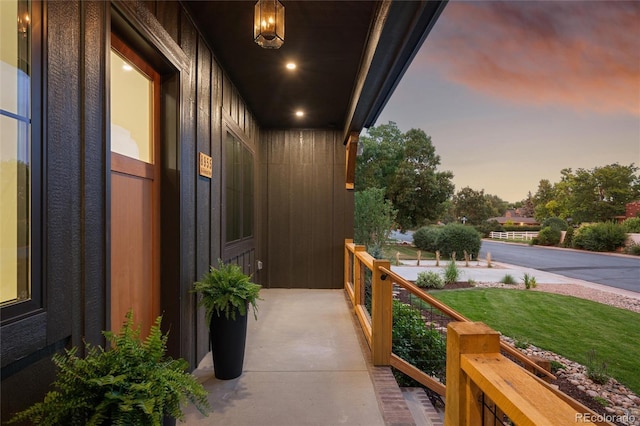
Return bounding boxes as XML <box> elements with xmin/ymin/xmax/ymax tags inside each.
<box><xmin>431</xmin><ymin>289</ymin><xmax>640</xmax><ymax>394</ymax></box>
<box><xmin>382</xmin><ymin>243</ymin><xmax>435</xmax><ymax>261</ymax></box>
<box><xmin>487</xmin><ymin>238</ymin><xmax>530</xmax><ymax>244</ymax></box>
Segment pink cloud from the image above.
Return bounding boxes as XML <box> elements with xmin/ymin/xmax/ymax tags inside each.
<box><xmin>422</xmin><ymin>1</ymin><xmax>640</xmax><ymax>115</ymax></box>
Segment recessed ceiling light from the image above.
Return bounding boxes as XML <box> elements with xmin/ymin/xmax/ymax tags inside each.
<box><xmin>286</xmin><ymin>62</ymin><xmax>296</xmax><ymax>70</ymax></box>
<box><xmin>295</xmin><ymin>110</ymin><xmax>304</xmax><ymax>117</ymax></box>
<box><xmin>122</xmin><ymin>64</ymin><xmax>133</xmax><ymax>71</ymax></box>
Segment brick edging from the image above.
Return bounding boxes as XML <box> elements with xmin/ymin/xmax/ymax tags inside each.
<box><xmin>345</xmin><ymin>292</ymin><xmax>416</xmax><ymax>426</ymax></box>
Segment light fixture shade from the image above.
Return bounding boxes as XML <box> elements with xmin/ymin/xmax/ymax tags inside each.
<box><xmin>254</xmin><ymin>0</ymin><xmax>284</xmax><ymax>49</ymax></box>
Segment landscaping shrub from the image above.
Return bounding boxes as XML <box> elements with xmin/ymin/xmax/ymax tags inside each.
<box><xmin>562</xmin><ymin>226</ymin><xmax>575</xmax><ymax>247</ymax></box>
<box><xmin>573</xmin><ymin>222</ymin><xmax>627</xmax><ymax>252</ymax></box>
<box><xmin>522</xmin><ymin>273</ymin><xmax>537</xmax><ymax>289</ymax></box>
<box><xmin>627</xmin><ymin>242</ymin><xmax>640</xmax><ymax>256</ymax></box>
<box><xmin>500</xmin><ymin>274</ymin><xmax>516</xmax><ymax>285</ymax></box>
<box><xmin>443</xmin><ymin>261</ymin><xmax>460</xmax><ymax>284</ymax></box>
<box><xmin>536</xmin><ymin>226</ymin><xmax>561</xmax><ymax>246</ymax></box>
<box><xmin>435</xmin><ymin>224</ymin><xmax>481</xmax><ymax>259</ymax></box>
<box><xmin>416</xmin><ymin>271</ymin><xmax>444</xmax><ymax>289</ymax></box>
<box><xmin>585</xmin><ymin>349</ymin><xmax>610</xmax><ymax>385</ymax></box>
<box><xmin>550</xmin><ymin>360</ymin><xmax>566</xmax><ymax>374</ymax></box>
<box><xmin>514</xmin><ymin>337</ymin><xmax>530</xmax><ymax>349</ymax></box>
<box><xmin>391</xmin><ymin>300</ymin><xmax>446</xmax><ymax>386</ymax></box>
<box><xmin>475</xmin><ymin>220</ymin><xmax>504</xmax><ymax>238</ymax></box>
<box><xmin>542</xmin><ymin>216</ymin><xmax>568</xmax><ymax>231</ymax></box>
<box><xmin>502</xmin><ymin>225</ymin><xmax>540</xmax><ymax>232</ymax></box>
<box><xmin>412</xmin><ymin>226</ymin><xmax>442</xmax><ymax>253</ymax></box>
<box><xmin>622</xmin><ymin>217</ymin><xmax>640</xmax><ymax>233</ymax></box>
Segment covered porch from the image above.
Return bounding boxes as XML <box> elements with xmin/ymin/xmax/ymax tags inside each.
<box><xmin>182</xmin><ymin>289</ymin><xmax>437</xmax><ymax>425</ymax></box>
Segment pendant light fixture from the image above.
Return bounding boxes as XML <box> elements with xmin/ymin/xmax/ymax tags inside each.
<box><xmin>254</xmin><ymin>0</ymin><xmax>284</xmax><ymax>49</ymax></box>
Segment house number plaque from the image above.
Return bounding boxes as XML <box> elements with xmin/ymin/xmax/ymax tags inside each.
<box><xmin>199</xmin><ymin>152</ymin><xmax>213</xmax><ymax>178</ymax></box>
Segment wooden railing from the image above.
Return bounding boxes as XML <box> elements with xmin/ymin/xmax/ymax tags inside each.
<box><xmin>344</xmin><ymin>239</ymin><xmax>612</xmax><ymax>426</ymax></box>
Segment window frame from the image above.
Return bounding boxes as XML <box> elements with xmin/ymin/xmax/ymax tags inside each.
<box><xmin>0</xmin><ymin>0</ymin><xmax>44</xmax><ymax>325</ymax></box>
<box><xmin>221</xmin><ymin>116</ymin><xmax>255</xmax><ymax>257</ymax></box>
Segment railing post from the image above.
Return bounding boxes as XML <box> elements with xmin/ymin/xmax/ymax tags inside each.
<box><xmin>445</xmin><ymin>322</ymin><xmax>501</xmax><ymax>426</ymax></box>
<box><xmin>344</xmin><ymin>239</ymin><xmax>353</xmax><ymax>291</ymax></box>
<box><xmin>353</xmin><ymin>245</ymin><xmax>366</xmax><ymax>306</ymax></box>
<box><xmin>371</xmin><ymin>259</ymin><xmax>392</xmax><ymax>365</ymax></box>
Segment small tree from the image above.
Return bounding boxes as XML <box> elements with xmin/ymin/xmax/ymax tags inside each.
<box><xmin>354</xmin><ymin>187</ymin><xmax>397</xmax><ymax>254</ymax></box>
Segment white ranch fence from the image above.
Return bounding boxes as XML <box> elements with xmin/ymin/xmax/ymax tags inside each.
<box><xmin>489</xmin><ymin>231</ymin><xmax>539</xmax><ymax>241</ymax></box>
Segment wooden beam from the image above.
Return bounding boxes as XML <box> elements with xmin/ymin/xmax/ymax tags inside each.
<box><xmin>345</xmin><ymin>132</ymin><xmax>359</xmax><ymax>190</ymax></box>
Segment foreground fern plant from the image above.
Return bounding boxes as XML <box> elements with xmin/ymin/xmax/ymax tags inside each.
<box><xmin>8</xmin><ymin>311</ymin><xmax>210</xmax><ymax>425</ymax></box>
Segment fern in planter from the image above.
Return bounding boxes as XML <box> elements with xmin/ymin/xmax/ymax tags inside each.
<box><xmin>7</xmin><ymin>311</ymin><xmax>209</xmax><ymax>425</ymax></box>
<box><xmin>193</xmin><ymin>261</ymin><xmax>262</xmax><ymax>321</ymax></box>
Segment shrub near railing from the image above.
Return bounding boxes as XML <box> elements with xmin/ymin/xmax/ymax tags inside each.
<box><xmin>392</xmin><ymin>300</ymin><xmax>446</xmax><ymax>386</ymax></box>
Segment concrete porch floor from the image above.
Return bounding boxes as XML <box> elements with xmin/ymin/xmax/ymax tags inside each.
<box><xmin>181</xmin><ymin>289</ymin><xmax>416</xmax><ymax>426</ymax></box>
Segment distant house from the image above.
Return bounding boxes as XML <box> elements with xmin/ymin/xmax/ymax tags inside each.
<box><xmin>616</xmin><ymin>201</ymin><xmax>640</xmax><ymax>223</ymax></box>
<box><xmin>487</xmin><ymin>210</ymin><xmax>539</xmax><ymax>226</ymax></box>
<box><xmin>626</xmin><ymin>201</ymin><xmax>640</xmax><ymax>218</ymax></box>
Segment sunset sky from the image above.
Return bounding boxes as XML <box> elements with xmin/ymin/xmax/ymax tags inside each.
<box><xmin>376</xmin><ymin>0</ymin><xmax>640</xmax><ymax>203</ymax></box>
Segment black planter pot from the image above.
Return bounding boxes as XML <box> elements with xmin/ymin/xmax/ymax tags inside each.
<box><xmin>209</xmin><ymin>306</ymin><xmax>248</xmax><ymax>380</ymax></box>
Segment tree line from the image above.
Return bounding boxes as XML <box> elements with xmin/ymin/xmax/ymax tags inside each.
<box><xmin>356</xmin><ymin>122</ymin><xmax>640</xmax><ymax>232</ymax></box>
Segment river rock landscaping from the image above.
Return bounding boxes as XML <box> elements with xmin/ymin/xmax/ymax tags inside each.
<box><xmin>464</xmin><ymin>282</ymin><xmax>640</xmax><ymax>425</ymax></box>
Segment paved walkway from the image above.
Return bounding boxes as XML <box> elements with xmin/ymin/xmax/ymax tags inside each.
<box><xmin>182</xmin><ymin>289</ymin><xmax>412</xmax><ymax>426</ymax></box>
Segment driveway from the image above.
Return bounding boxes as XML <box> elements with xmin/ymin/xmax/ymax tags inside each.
<box><xmin>479</xmin><ymin>240</ymin><xmax>640</xmax><ymax>293</ymax></box>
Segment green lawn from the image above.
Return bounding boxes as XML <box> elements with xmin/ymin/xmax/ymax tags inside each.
<box><xmin>487</xmin><ymin>238</ymin><xmax>530</xmax><ymax>244</ymax></box>
<box><xmin>431</xmin><ymin>289</ymin><xmax>640</xmax><ymax>394</ymax></box>
<box><xmin>382</xmin><ymin>244</ymin><xmax>434</xmax><ymax>261</ymax></box>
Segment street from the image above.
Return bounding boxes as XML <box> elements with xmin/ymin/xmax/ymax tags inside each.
<box><xmin>479</xmin><ymin>240</ymin><xmax>640</xmax><ymax>293</ymax></box>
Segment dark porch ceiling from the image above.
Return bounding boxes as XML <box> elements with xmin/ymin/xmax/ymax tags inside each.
<box><xmin>183</xmin><ymin>0</ymin><xmax>446</xmax><ymax>134</ymax></box>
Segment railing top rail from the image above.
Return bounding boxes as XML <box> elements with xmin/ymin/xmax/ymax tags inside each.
<box><xmin>354</xmin><ymin>250</ymin><xmax>376</xmax><ymax>270</ymax></box>
<box><xmin>461</xmin><ymin>353</ymin><xmax>594</xmax><ymax>425</ymax></box>
<box><xmin>345</xmin><ymin>241</ymin><xmax>376</xmax><ymax>269</ymax></box>
<box><xmin>379</xmin><ymin>266</ymin><xmax>468</xmax><ymax>322</ymax></box>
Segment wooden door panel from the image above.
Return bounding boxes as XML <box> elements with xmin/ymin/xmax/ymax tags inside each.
<box><xmin>110</xmin><ymin>170</ymin><xmax>156</xmax><ymax>335</ymax></box>
<box><xmin>110</xmin><ymin>34</ymin><xmax>160</xmax><ymax>337</ymax></box>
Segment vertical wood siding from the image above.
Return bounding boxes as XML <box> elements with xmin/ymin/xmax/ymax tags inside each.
<box><xmin>1</xmin><ymin>0</ymin><xmax>262</xmax><ymax>414</ymax></box>
<box><xmin>263</xmin><ymin>130</ymin><xmax>354</xmax><ymax>289</ymax></box>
